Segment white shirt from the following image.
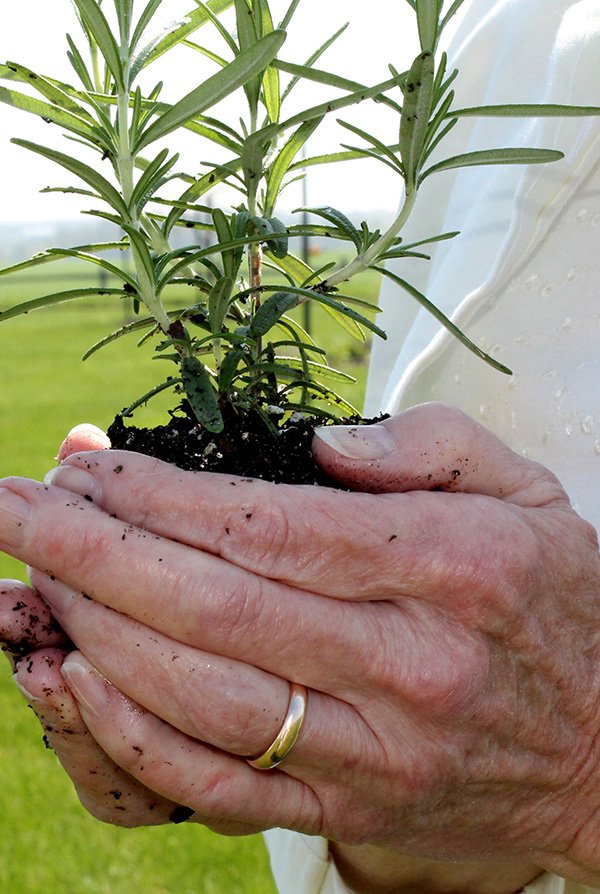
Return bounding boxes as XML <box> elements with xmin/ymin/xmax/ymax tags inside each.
<box><xmin>266</xmin><ymin>0</ymin><xmax>600</xmax><ymax>891</ymax></box>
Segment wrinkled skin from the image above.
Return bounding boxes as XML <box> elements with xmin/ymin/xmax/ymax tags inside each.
<box><xmin>2</xmin><ymin>405</ymin><xmax>600</xmax><ymax>893</ymax></box>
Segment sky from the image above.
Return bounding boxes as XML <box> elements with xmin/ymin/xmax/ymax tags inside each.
<box><xmin>0</xmin><ymin>1</ymin><xmax>418</xmax><ymax>224</ymax></box>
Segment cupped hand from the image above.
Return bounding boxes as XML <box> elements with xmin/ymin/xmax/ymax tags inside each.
<box><xmin>2</xmin><ymin>405</ymin><xmax>600</xmax><ymax>887</ymax></box>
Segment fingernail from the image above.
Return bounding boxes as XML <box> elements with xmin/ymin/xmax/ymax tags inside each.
<box><xmin>61</xmin><ymin>653</ymin><xmax>108</xmax><ymax>717</ymax></box>
<box><xmin>44</xmin><ymin>465</ymin><xmax>102</xmax><ymax>503</ymax></box>
<box><xmin>0</xmin><ymin>487</ymin><xmax>32</xmax><ymax>547</ymax></box>
<box><xmin>37</xmin><ymin>577</ymin><xmax>78</xmax><ymax>614</ymax></box>
<box><xmin>13</xmin><ymin>675</ymin><xmax>41</xmax><ymax>703</ymax></box>
<box><xmin>314</xmin><ymin>424</ymin><xmax>395</xmax><ymax>460</ymax></box>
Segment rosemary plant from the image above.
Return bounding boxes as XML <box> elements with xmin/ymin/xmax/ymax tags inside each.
<box><xmin>1</xmin><ymin>0</ymin><xmax>598</xmax><ymax>434</ymax></box>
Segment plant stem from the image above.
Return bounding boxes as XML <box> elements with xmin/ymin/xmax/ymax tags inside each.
<box><xmin>115</xmin><ymin>70</ymin><xmax>171</xmax><ymax>334</ymax></box>
<box><xmin>323</xmin><ymin>186</ymin><xmax>418</xmax><ymax>289</ymax></box>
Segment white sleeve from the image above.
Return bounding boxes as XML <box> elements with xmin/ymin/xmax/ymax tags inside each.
<box><xmin>264</xmin><ymin>828</ymin><xmax>600</xmax><ymax>894</ymax></box>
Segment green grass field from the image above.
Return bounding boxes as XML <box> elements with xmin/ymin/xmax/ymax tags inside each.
<box><xmin>0</xmin><ymin>260</ymin><xmax>375</xmax><ymax>893</ymax></box>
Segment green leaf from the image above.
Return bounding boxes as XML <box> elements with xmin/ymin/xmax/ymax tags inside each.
<box><xmin>121</xmin><ymin>376</ymin><xmax>182</xmax><ymax>416</ymax></box>
<box><xmin>218</xmin><ymin>345</ymin><xmax>247</xmax><ymax>391</ymax></box>
<box><xmin>0</xmin><ymin>241</ymin><xmax>128</xmax><ymax>278</ymax></box>
<box><xmin>115</xmin><ymin>0</ymin><xmax>134</xmax><ymax>45</ymax></box>
<box><xmin>130</xmin><ymin>148</ymin><xmax>179</xmax><ymax>214</ymax></box>
<box><xmin>43</xmin><ymin>248</ymin><xmax>138</xmax><ymax>287</ymax></box>
<box><xmin>0</xmin><ymin>62</ymin><xmax>94</xmax><ymax>119</ymax></box>
<box><xmin>181</xmin><ymin>355</ymin><xmax>224</xmax><ymax>432</ymax></box>
<box><xmin>208</xmin><ymin>275</ymin><xmax>233</xmax><ymax>333</ymax></box>
<box><xmin>337</xmin><ymin>119</ymin><xmax>403</xmax><ymax>174</ymax></box>
<box><xmin>264</xmin><ymin>117</ymin><xmax>322</xmax><ymax>216</ymax></box>
<box><xmin>416</xmin><ymin>0</ymin><xmax>439</xmax><ymax>51</ymax></box>
<box><xmin>272</xmin><ymin>356</ymin><xmax>355</xmax><ymax>384</ymax></box>
<box><xmin>136</xmin><ymin>0</ymin><xmax>235</xmax><ymax>71</ymax></box>
<box><xmin>249</xmin><ymin>216</ymin><xmax>288</xmax><ymax>257</ymax></box>
<box><xmin>0</xmin><ymin>288</ymin><xmax>128</xmax><ymax>323</ymax></box>
<box><xmin>249</xmin><ymin>291</ymin><xmax>298</xmax><ymax>337</ymax></box>
<box><xmin>82</xmin><ymin>315</ymin><xmax>159</xmax><ymax>360</ymax></box>
<box><xmin>373</xmin><ymin>266</ymin><xmax>512</xmax><ymax>374</ymax></box>
<box><xmin>191</xmin><ymin>1</ymin><xmax>239</xmax><ymax>55</ymax></box>
<box><xmin>0</xmin><ymin>85</ymin><xmax>102</xmax><ymax>144</ymax></box>
<box><xmin>72</xmin><ymin>0</ymin><xmax>124</xmax><ymax>89</ymax></box>
<box><xmin>211</xmin><ymin>208</ymin><xmax>234</xmax><ymax>278</ymax></box>
<box><xmin>274</xmin><ymin>57</ymin><xmax>401</xmax><ymax>113</ymax></box>
<box><xmin>279</xmin><ymin>70</ymin><xmax>406</xmax><ymax>133</ymax></box>
<box><xmin>136</xmin><ymin>29</ymin><xmax>286</xmax><ymax>151</ymax></box>
<box><xmin>130</xmin><ymin>0</ymin><xmax>164</xmax><ymax>51</ymax></box>
<box><xmin>420</xmin><ymin>147</ymin><xmax>564</xmax><ymax>182</ymax></box>
<box><xmin>278</xmin><ymin>0</ymin><xmax>301</xmax><ymax>29</ymax></box>
<box><xmin>10</xmin><ymin>139</ymin><xmax>130</xmax><ymax>217</ymax></box>
<box><xmin>300</xmin><ymin>207</ymin><xmax>362</xmax><ymax>251</ymax></box>
<box><xmin>264</xmin><ymin>249</ymin><xmax>314</xmax><ymax>284</ymax></box>
<box><xmin>399</xmin><ymin>51</ymin><xmax>435</xmax><ymax>186</ymax></box>
<box><xmin>121</xmin><ymin>223</ymin><xmax>157</xmax><ymax>291</ymax></box>
<box><xmin>450</xmin><ymin>103</ymin><xmax>600</xmax><ymax>118</ymax></box>
<box><xmin>66</xmin><ymin>33</ymin><xmax>95</xmax><ymax>91</ymax></box>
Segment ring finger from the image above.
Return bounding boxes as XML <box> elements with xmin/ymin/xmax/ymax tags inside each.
<box><xmin>32</xmin><ymin>571</ymin><xmax>381</xmax><ymax>777</ymax></box>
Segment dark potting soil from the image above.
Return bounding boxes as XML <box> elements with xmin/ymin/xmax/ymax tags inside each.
<box><xmin>107</xmin><ymin>403</ymin><xmax>382</xmax><ymax>485</ymax></box>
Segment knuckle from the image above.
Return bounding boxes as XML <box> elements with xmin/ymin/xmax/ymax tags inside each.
<box><xmin>208</xmin><ymin>570</ymin><xmax>266</xmax><ymax>645</ymax></box>
<box><xmin>223</xmin><ymin>498</ymin><xmax>293</xmax><ymax>574</ymax></box>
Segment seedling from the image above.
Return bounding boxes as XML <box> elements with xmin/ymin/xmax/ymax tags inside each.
<box><xmin>1</xmin><ymin>0</ymin><xmax>597</xmax><ymax>440</ymax></box>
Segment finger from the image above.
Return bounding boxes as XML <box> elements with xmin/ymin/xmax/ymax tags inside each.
<box><xmin>312</xmin><ymin>403</ymin><xmax>567</xmax><ymax>504</ymax></box>
<box><xmin>12</xmin><ymin>647</ymin><xmax>177</xmax><ymax>827</ymax></box>
<box><xmin>59</xmin><ymin>651</ymin><xmax>323</xmax><ymax>835</ymax></box>
<box><xmin>30</xmin><ymin>571</ymin><xmax>381</xmax><ymax>770</ymax></box>
<box><xmin>0</xmin><ymin>469</ymin><xmax>544</xmax><ymax>685</ymax></box>
<box><xmin>37</xmin><ymin>438</ymin><xmax>540</xmax><ymax>608</ymax></box>
<box><xmin>0</xmin><ymin>580</ymin><xmax>68</xmax><ymax>663</ymax></box>
<box><xmin>57</xmin><ymin>423</ymin><xmax>111</xmax><ymax>462</ymax></box>
<box><xmin>1</xmin><ymin>480</ymin><xmax>399</xmax><ymax>693</ymax></box>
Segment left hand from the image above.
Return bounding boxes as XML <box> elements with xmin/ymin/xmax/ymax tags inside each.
<box><xmin>2</xmin><ymin>404</ymin><xmax>600</xmax><ymax>886</ymax></box>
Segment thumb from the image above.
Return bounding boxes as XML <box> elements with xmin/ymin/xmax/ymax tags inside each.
<box><xmin>312</xmin><ymin>402</ymin><xmax>566</xmax><ymax>505</ymax></box>
<box><xmin>57</xmin><ymin>423</ymin><xmax>111</xmax><ymax>462</ymax></box>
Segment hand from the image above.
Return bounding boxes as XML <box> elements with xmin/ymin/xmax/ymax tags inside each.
<box><xmin>1</xmin><ymin>404</ymin><xmax>600</xmax><ymax>890</ymax></box>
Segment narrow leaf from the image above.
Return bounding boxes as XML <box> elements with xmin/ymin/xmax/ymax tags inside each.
<box><xmin>374</xmin><ymin>266</ymin><xmax>511</xmax><ymax>374</ymax></box>
<box><xmin>0</xmin><ymin>62</ymin><xmax>94</xmax><ymax>119</ymax></box>
<box><xmin>264</xmin><ymin>117</ymin><xmax>322</xmax><ymax>216</ymax></box>
<box><xmin>0</xmin><ymin>288</ymin><xmax>128</xmax><ymax>323</ymax></box>
<box><xmin>416</xmin><ymin>0</ymin><xmax>439</xmax><ymax>51</ymax></box>
<box><xmin>72</xmin><ymin>0</ymin><xmax>124</xmax><ymax>88</ymax></box>
<box><xmin>300</xmin><ymin>207</ymin><xmax>362</xmax><ymax>251</ymax></box>
<box><xmin>450</xmin><ymin>103</ymin><xmax>600</xmax><ymax>119</ymax></box>
<box><xmin>249</xmin><ymin>291</ymin><xmax>298</xmax><ymax>337</ymax></box>
<box><xmin>399</xmin><ymin>51</ymin><xmax>435</xmax><ymax>186</ymax></box>
<box><xmin>130</xmin><ymin>0</ymin><xmax>164</xmax><ymax>52</ymax></box>
<box><xmin>0</xmin><ymin>85</ymin><xmax>100</xmax><ymax>142</ymax></box>
<box><xmin>11</xmin><ymin>139</ymin><xmax>129</xmax><ymax>217</ymax></box>
<box><xmin>136</xmin><ymin>30</ymin><xmax>285</xmax><ymax>150</ymax></box>
<box><xmin>420</xmin><ymin>147</ymin><xmax>564</xmax><ymax>181</ymax></box>
<box><xmin>138</xmin><ymin>0</ymin><xmax>236</xmax><ymax>70</ymax></box>
<box><xmin>181</xmin><ymin>355</ymin><xmax>224</xmax><ymax>432</ymax></box>
<box><xmin>208</xmin><ymin>275</ymin><xmax>233</xmax><ymax>333</ymax></box>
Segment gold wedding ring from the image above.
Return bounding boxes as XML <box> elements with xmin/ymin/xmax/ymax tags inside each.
<box><xmin>247</xmin><ymin>683</ymin><xmax>308</xmax><ymax>770</ymax></box>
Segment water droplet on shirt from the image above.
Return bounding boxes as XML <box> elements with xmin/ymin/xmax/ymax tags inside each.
<box><xmin>592</xmin><ymin>213</ymin><xmax>600</xmax><ymax>227</ymax></box>
<box><xmin>561</xmin><ymin>317</ymin><xmax>574</xmax><ymax>331</ymax></box>
<box><xmin>565</xmin><ymin>424</ymin><xmax>573</xmax><ymax>436</ymax></box>
<box><xmin>576</xmin><ymin>209</ymin><xmax>589</xmax><ymax>225</ymax></box>
<box><xmin>479</xmin><ymin>404</ymin><xmax>489</xmax><ymax>420</ymax></box>
<box><xmin>581</xmin><ymin>415</ymin><xmax>595</xmax><ymax>435</ymax></box>
<box><xmin>595</xmin><ymin>440</ymin><xmax>600</xmax><ymax>456</ymax></box>
<box><xmin>524</xmin><ymin>274</ymin><xmax>539</xmax><ymax>292</ymax></box>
